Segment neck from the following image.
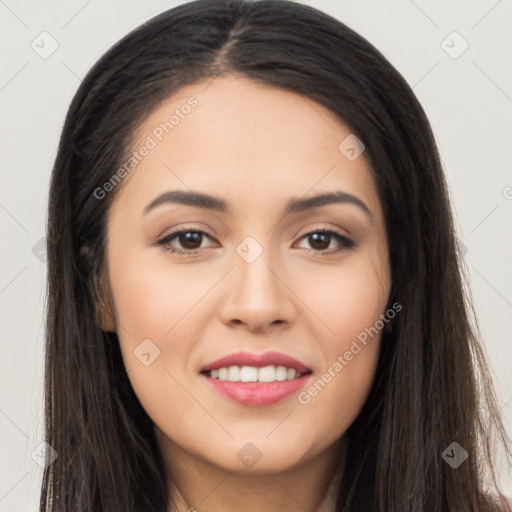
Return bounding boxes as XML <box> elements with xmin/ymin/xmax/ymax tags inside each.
<box><xmin>157</xmin><ymin>430</ymin><xmax>348</xmax><ymax>512</ymax></box>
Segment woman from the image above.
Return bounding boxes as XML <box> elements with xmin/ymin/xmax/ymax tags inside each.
<box><xmin>41</xmin><ymin>0</ymin><xmax>511</xmax><ymax>510</ymax></box>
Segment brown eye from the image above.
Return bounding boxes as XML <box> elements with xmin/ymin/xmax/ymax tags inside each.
<box><xmin>156</xmin><ymin>227</ymin><xmax>355</xmax><ymax>256</ymax></box>
<box><xmin>177</xmin><ymin>231</ymin><xmax>204</xmax><ymax>250</ymax></box>
<box><xmin>307</xmin><ymin>232</ymin><xmax>331</xmax><ymax>250</ymax></box>
<box><xmin>156</xmin><ymin>229</ymin><xmax>215</xmax><ymax>255</ymax></box>
<box><xmin>296</xmin><ymin>229</ymin><xmax>355</xmax><ymax>254</ymax></box>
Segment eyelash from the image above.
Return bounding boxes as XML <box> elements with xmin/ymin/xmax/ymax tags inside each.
<box><xmin>155</xmin><ymin>226</ymin><xmax>356</xmax><ymax>256</ymax></box>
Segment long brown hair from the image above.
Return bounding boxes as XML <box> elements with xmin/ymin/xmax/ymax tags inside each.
<box><xmin>42</xmin><ymin>0</ymin><xmax>511</xmax><ymax>510</ymax></box>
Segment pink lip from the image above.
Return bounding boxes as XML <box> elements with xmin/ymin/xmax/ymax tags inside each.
<box><xmin>202</xmin><ymin>373</ymin><xmax>312</xmax><ymax>406</ymax></box>
<box><xmin>200</xmin><ymin>350</ymin><xmax>313</xmax><ymax>407</ymax></box>
<box><xmin>200</xmin><ymin>350</ymin><xmax>311</xmax><ymax>374</ymax></box>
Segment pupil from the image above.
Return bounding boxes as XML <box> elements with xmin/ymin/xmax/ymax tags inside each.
<box><xmin>177</xmin><ymin>232</ymin><xmax>332</xmax><ymax>251</ymax></box>
<box><xmin>181</xmin><ymin>232</ymin><xmax>201</xmax><ymax>249</ymax></box>
<box><xmin>310</xmin><ymin>232</ymin><xmax>329</xmax><ymax>250</ymax></box>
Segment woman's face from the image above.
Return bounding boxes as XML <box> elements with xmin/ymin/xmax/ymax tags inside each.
<box><xmin>101</xmin><ymin>74</ymin><xmax>391</xmax><ymax>474</ymax></box>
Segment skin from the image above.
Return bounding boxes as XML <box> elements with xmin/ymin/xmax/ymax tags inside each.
<box><xmin>99</xmin><ymin>74</ymin><xmax>391</xmax><ymax>512</ymax></box>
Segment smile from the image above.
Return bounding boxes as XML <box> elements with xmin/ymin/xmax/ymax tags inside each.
<box><xmin>199</xmin><ymin>350</ymin><xmax>313</xmax><ymax>406</ymax></box>
<box><xmin>201</xmin><ymin>372</ymin><xmax>312</xmax><ymax>406</ymax></box>
<box><xmin>205</xmin><ymin>365</ymin><xmax>308</xmax><ymax>382</ymax></box>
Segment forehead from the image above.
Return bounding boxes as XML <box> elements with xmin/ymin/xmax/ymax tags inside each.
<box><xmin>113</xmin><ymin>74</ymin><xmax>381</xmax><ymax>220</ymax></box>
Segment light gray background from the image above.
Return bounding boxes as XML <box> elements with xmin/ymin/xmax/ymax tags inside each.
<box><xmin>1</xmin><ymin>1</ymin><xmax>511</xmax><ymax>509</ymax></box>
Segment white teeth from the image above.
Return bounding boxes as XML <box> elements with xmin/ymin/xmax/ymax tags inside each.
<box><xmin>208</xmin><ymin>365</ymin><xmax>301</xmax><ymax>382</ymax></box>
<box><xmin>275</xmin><ymin>365</ymin><xmax>287</xmax><ymax>381</ymax></box>
<box><xmin>258</xmin><ymin>365</ymin><xmax>276</xmax><ymax>382</ymax></box>
<box><xmin>227</xmin><ymin>366</ymin><xmax>240</xmax><ymax>382</ymax></box>
<box><xmin>240</xmin><ymin>366</ymin><xmax>258</xmax><ymax>382</ymax></box>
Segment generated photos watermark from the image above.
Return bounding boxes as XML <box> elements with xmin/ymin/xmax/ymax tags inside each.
<box><xmin>93</xmin><ymin>96</ymin><xmax>198</xmax><ymax>200</ymax></box>
<box><xmin>297</xmin><ymin>301</ymin><xmax>402</xmax><ymax>405</ymax></box>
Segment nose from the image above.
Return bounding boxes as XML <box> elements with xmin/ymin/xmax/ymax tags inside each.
<box><xmin>218</xmin><ymin>247</ymin><xmax>296</xmax><ymax>334</ymax></box>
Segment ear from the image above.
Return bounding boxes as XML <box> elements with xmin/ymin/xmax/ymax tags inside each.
<box><xmin>96</xmin><ymin>270</ymin><xmax>117</xmax><ymax>333</ymax></box>
<box><xmin>98</xmin><ymin>297</ymin><xmax>116</xmax><ymax>332</ymax></box>
<box><xmin>80</xmin><ymin>244</ymin><xmax>117</xmax><ymax>332</ymax></box>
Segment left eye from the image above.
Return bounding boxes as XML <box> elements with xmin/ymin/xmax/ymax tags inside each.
<box><xmin>295</xmin><ymin>229</ymin><xmax>355</xmax><ymax>253</ymax></box>
<box><xmin>156</xmin><ymin>228</ymin><xmax>355</xmax><ymax>255</ymax></box>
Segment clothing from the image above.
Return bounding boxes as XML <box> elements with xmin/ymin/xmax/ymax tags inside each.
<box><xmin>42</xmin><ymin>466</ymin><xmax>512</xmax><ymax>512</ymax></box>
<box><xmin>501</xmin><ymin>493</ymin><xmax>512</xmax><ymax>512</ymax></box>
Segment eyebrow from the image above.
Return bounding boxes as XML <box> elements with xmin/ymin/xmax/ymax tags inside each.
<box><xmin>143</xmin><ymin>189</ymin><xmax>372</xmax><ymax>220</ymax></box>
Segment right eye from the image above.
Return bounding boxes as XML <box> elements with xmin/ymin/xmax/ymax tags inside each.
<box><xmin>156</xmin><ymin>228</ymin><xmax>218</xmax><ymax>255</ymax></box>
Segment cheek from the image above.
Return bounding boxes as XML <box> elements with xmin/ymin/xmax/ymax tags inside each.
<box><xmin>293</xmin><ymin>251</ymin><xmax>388</xmax><ymax>423</ymax></box>
<box><xmin>297</xmin><ymin>248</ymin><xmax>389</xmax><ymax>347</ymax></box>
<box><xmin>109</xmin><ymin>260</ymin><xmax>203</xmax><ymax>437</ymax></box>
<box><xmin>109</xmin><ymin>246</ymin><xmax>213</xmax><ymax>340</ymax></box>
<box><xmin>107</xmin><ymin>248</ymin><xmax>206</xmax><ymax>398</ymax></box>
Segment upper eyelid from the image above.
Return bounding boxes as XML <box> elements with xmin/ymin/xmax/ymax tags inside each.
<box><xmin>157</xmin><ymin>225</ymin><xmax>352</xmax><ymax>245</ymax></box>
<box><xmin>294</xmin><ymin>224</ymin><xmax>350</xmax><ymax>240</ymax></box>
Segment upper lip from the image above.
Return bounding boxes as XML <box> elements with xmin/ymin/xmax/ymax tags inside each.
<box><xmin>200</xmin><ymin>350</ymin><xmax>312</xmax><ymax>374</ymax></box>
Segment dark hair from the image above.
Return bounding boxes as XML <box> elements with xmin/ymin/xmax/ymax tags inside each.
<box><xmin>42</xmin><ymin>0</ymin><xmax>511</xmax><ymax>510</ymax></box>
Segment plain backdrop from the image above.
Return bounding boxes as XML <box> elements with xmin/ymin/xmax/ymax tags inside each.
<box><xmin>1</xmin><ymin>1</ymin><xmax>511</xmax><ymax>509</ymax></box>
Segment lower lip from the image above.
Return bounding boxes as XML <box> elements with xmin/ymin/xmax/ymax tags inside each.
<box><xmin>202</xmin><ymin>373</ymin><xmax>311</xmax><ymax>406</ymax></box>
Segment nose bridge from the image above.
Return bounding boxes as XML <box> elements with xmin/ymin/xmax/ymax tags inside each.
<box><xmin>219</xmin><ymin>233</ymin><xmax>294</xmax><ymax>330</ymax></box>
<box><xmin>234</xmin><ymin>233</ymin><xmax>282</xmax><ymax>303</ymax></box>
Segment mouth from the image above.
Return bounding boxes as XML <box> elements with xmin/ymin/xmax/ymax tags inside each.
<box><xmin>201</xmin><ymin>365</ymin><xmax>310</xmax><ymax>382</ymax></box>
<box><xmin>199</xmin><ymin>351</ymin><xmax>313</xmax><ymax>406</ymax></box>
